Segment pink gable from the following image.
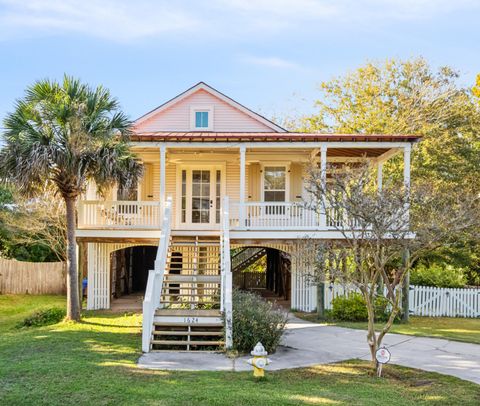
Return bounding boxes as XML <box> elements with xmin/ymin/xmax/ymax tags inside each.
<box><xmin>135</xmin><ymin>89</ymin><xmax>277</xmax><ymax>133</ymax></box>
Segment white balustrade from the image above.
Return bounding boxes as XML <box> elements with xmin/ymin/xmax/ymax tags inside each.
<box><xmin>221</xmin><ymin>196</ymin><xmax>233</xmax><ymax>349</ymax></box>
<box><xmin>230</xmin><ymin>201</ymin><xmax>368</xmax><ymax>231</ymax></box>
<box><xmin>78</xmin><ymin>201</ymin><xmax>162</xmax><ymax>229</ymax></box>
<box><xmin>231</xmin><ymin>202</ymin><xmax>322</xmax><ymax>230</ymax></box>
<box><xmin>142</xmin><ymin>197</ymin><xmax>172</xmax><ymax>353</ymax></box>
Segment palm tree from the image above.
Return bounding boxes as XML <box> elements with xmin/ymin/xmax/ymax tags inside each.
<box><xmin>0</xmin><ymin>76</ymin><xmax>142</xmax><ymax>321</ymax></box>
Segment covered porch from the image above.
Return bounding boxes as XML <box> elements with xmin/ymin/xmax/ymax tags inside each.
<box><xmin>77</xmin><ymin>137</ymin><xmax>414</xmax><ymax>233</ymax></box>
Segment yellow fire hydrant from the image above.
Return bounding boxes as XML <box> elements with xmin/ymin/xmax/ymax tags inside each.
<box><xmin>247</xmin><ymin>342</ymin><xmax>271</xmax><ymax>377</ymax></box>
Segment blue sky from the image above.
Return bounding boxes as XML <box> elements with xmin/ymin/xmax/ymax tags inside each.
<box><xmin>0</xmin><ymin>0</ymin><xmax>479</xmax><ymax>125</ymax></box>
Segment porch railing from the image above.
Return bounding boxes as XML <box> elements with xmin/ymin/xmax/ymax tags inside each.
<box><xmin>230</xmin><ymin>201</ymin><xmax>368</xmax><ymax>231</ymax></box>
<box><xmin>141</xmin><ymin>197</ymin><xmax>172</xmax><ymax>353</ymax></box>
<box><xmin>220</xmin><ymin>196</ymin><xmax>233</xmax><ymax>349</ymax></box>
<box><xmin>231</xmin><ymin>201</ymin><xmax>327</xmax><ymax>230</ymax></box>
<box><xmin>78</xmin><ymin>200</ymin><xmax>162</xmax><ymax>229</ymax></box>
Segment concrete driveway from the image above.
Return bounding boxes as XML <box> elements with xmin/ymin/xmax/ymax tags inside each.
<box><xmin>138</xmin><ymin>315</ymin><xmax>480</xmax><ymax>385</ymax></box>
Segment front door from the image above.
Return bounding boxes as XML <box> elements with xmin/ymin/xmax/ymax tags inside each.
<box><xmin>179</xmin><ymin>166</ymin><xmax>223</xmax><ymax>229</ymax></box>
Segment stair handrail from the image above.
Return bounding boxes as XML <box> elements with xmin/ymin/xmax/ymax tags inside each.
<box><xmin>231</xmin><ymin>246</ymin><xmax>265</xmax><ymax>271</ymax></box>
<box><xmin>221</xmin><ymin>196</ymin><xmax>233</xmax><ymax>349</ymax></box>
<box><xmin>142</xmin><ymin>196</ymin><xmax>173</xmax><ymax>353</ymax></box>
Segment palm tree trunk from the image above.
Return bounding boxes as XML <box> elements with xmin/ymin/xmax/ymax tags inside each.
<box><xmin>65</xmin><ymin>197</ymin><xmax>81</xmax><ymax>321</ymax></box>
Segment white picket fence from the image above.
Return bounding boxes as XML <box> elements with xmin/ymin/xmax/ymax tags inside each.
<box><xmin>324</xmin><ymin>283</ymin><xmax>361</xmax><ymax>310</ymax></box>
<box><xmin>409</xmin><ymin>285</ymin><xmax>480</xmax><ymax>318</ymax></box>
<box><xmin>323</xmin><ymin>283</ymin><xmax>480</xmax><ymax>318</ymax></box>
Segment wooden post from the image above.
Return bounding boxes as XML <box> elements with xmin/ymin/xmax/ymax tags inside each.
<box><xmin>403</xmin><ymin>144</ymin><xmax>411</xmax><ymax>225</ymax></box>
<box><xmin>77</xmin><ymin>242</ymin><xmax>88</xmax><ymax>310</ymax></box>
<box><xmin>377</xmin><ymin>162</ymin><xmax>383</xmax><ymax>192</ymax></box>
<box><xmin>316</xmin><ymin>282</ymin><xmax>325</xmax><ymax>319</ymax></box>
<box><xmin>320</xmin><ymin>144</ymin><xmax>327</xmax><ymax>228</ymax></box>
<box><xmin>402</xmin><ymin>248</ymin><xmax>410</xmax><ymax>322</ymax></box>
<box><xmin>160</xmin><ymin>145</ymin><xmax>166</xmax><ymax>214</ymax></box>
<box><xmin>239</xmin><ymin>145</ymin><xmax>246</xmax><ymax>228</ymax></box>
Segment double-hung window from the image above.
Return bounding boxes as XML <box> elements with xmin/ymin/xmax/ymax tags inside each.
<box><xmin>263</xmin><ymin>166</ymin><xmax>287</xmax><ymax>214</ymax></box>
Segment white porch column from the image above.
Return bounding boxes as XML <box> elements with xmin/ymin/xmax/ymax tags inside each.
<box><xmin>377</xmin><ymin>162</ymin><xmax>383</xmax><ymax>192</ymax></box>
<box><xmin>403</xmin><ymin>144</ymin><xmax>411</xmax><ymax>190</ymax></box>
<box><xmin>239</xmin><ymin>145</ymin><xmax>246</xmax><ymax>228</ymax></box>
<box><xmin>320</xmin><ymin>144</ymin><xmax>327</xmax><ymax>228</ymax></box>
<box><xmin>403</xmin><ymin>144</ymin><xmax>411</xmax><ymax>224</ymax></box>
<box><xmin>159</xmin><ymin>145</ymin><xmax>166</xmax><ymax>215</ymax></box>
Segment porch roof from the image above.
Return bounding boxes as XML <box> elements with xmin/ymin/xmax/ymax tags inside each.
<box><xmin>130</xmin><ymin>131</ymin><xmax>421</xmax><ymax>143</ymax></box>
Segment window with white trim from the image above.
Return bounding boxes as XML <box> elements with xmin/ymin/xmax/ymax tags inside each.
<box><xmin>191</xmin><ymin>106</ymin><xmax>214</xmax><ymax>130</ymax></box>
<box><xmin>263</xmin><ymin>166</ymin><xmax>286</xmax><ymax>202</ymax></box>
<box><xmin>195</xmin><ymin>111</ymin><xmax>209</xmax><ymax>128</ymax></box>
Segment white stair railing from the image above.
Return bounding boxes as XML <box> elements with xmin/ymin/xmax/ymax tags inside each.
<box><xmin>142</xmin><ymin>196</ymin><xmax>173</xmax><ymax>353</ymax></box>
<box><xmin>221</xmin><ymin>196</ymin><xmax>233</xmax><ymax>350</ymax></box>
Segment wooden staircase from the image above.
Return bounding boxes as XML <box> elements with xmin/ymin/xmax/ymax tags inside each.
<box><xmin>150</xmin><ymin>236</ymin><xmax>224</xmax><ymax>351</ymax></box>
<box><xmin>232</xmin><ymin>246</ymin><xmax>267</xmax><ymax>273</ymax></box>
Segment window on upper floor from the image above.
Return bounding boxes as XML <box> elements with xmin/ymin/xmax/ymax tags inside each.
<box><xmin>195</xmin><ymin>111</ymin><xmax>209</xmax><ymax>128</ymax></box>
<box><xmin>191</xmin><ymin>105</ymin><xmax>214</xmax><ymax>130</ymax></box>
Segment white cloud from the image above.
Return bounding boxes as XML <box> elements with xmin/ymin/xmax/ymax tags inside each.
<box><xmin>241</xmin><ymin>55</ymin><xmax>303</xmax><ymax>70</ymax></box>
<box><xmin>217</xmin><ymin>0</ymin><xmax>480</xmax><ymax>23</ymax></box>
<box><xmin>0</xmin><ymin>0</ymin><xmax>199</xmax><ymax>42</ymax></box>
<box><xmin>0</xmin><ymin>0</ymin><xmax>479</xmax><ymax>42</ymax></box>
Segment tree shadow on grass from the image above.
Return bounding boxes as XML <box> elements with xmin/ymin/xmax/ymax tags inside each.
<box><xmin>1</xmin><ymin>317</ymin><xmax>478</xmax><ymax>406</ymax></box>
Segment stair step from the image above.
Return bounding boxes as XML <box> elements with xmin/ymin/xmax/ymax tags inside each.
<box><xmin>161</xmin><ymin>293</ymin><xmax>219</xmax><ymax>297</ymax></box>
<box><xmin>153</xmin><ymin>322</ymin><xmax>222</xmax><ymax>327</ymax></box>
<box><xmin>155</xmin><ymin>309</ymin><xmax>221</xmax><ymax>316</ymax></box>
<box><xmin>153</xmin><ymin>331</ymin><xmax>222</xmax><ymax>336</ymax></box>
<box><xmin>151</xmin><ymin>340</ymin><xmax>224</xmax><ymax>346</ymax></box>
<box><xmin>164</xmin><ymin>275</ymin><xmax>221</xmax><ymax>283</ymax></box>
<box><xmin>169</xmin><ymin>243</ymin><xmax>220</xmax><ymax>247</ymax></box>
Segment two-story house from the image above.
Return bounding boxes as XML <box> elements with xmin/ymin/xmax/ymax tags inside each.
<box><xmin>76</xmin><ymin>82</ymin><xmax>419</xmax><ymax>352</ymax></box>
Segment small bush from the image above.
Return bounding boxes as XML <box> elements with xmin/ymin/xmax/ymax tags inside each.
<box><xmin>230</xmin><ymin>289</ymin><xmax>287</xmax><ymax>354</ymax></box>
<box><xmin>18</xmin><ymin>307</ymin><xmax>65</xmax><ymax>328</ymax></box>
<box><xmin>411</xmin><ymin>263</ymin><xmax>466</xmax><ymax>288</ymax></box>
<box><xmin>330</xmin><ymin>293</ymin><xmax>368</xmax><ymax>321</ymax></box>
<box><xmin>330</xmin><ymin>293</ymin><xmax>397</xmax><ymax>322</ymax></box>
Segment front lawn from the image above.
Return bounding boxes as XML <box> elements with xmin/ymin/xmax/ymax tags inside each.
<box><xmin>295</xmin><ymin>312</ymin><xmax>480</xmax><ymax>345</ymax></box>
<box><xmin>0</xmin><ymin>295</ymin><xmax>478</xmax><ymax>405</ymax></box>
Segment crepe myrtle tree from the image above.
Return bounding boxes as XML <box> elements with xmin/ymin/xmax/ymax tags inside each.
<box><xmin>304</xmin><ymin>160</ymin><xmax>480</xmax><ymax>370</ymax></box>
<box><xmin>0</xmin><ymin>76</ymin><xmax>142</xmax><ymax>321</ymax></box>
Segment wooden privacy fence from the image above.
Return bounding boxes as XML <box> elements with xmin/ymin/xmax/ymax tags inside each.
<box><xmin>323</xmin><ymin>282</ymin><xmax>480</xmax><ymax>318</ymax></box>
<box><xmin>0</xmin><ymin>258</ymin><xmax>66</xmax><ymax>294</ymax></box>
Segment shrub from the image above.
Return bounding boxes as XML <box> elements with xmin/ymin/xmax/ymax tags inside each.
<box><xmin>230</xmin><ymin>289</ymin><xmax>287</xmax><ymax>354</ymax></box>
<box><xmin>18</xmin><ymin>307</ymin><xmax>65</xmax><ymax>328</ymax></box>
<box><xmin>411</xmin><ymin>263</ymin><xmax>466</xmax><ymax>288</ymax></box>
<box><xmin>330</xmin><ymin>293</ymin><xmax>368</xmax><ymax>321</ymax></box>
<box><xmin>330</xmin><ymin>293</ymin><xmax>397</xmax><ymax>322</ymax></box>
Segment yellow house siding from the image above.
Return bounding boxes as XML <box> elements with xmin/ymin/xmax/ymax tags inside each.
<box><xmin>248</xmin><ymin>163</ymin><xmax>261</xmax><ymax>201</ymax></box>
<box><xmin>290</xmin><ymin>162</ymin><xmax>304</xmax><ymax>202</ymax></box>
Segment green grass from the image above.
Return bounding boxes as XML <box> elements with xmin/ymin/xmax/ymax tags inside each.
<box><xmin>295</xmin><ymin>312</ymin><xmax>480</xmax><ymax>345</ymax></box>
<box><xmin>0</xmin><ymin>295</ymin><xmax>478</xmax><ymax>405</ymax></box>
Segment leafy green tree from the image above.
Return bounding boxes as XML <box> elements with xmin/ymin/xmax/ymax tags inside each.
<box><xmin>0</xmin><ymin>76</ymin><xmax>142</xmax><ymax>320</ymax></box>
<box><xmin>473</xmin><ymin>74</ymin><xmax>480</xmax><ymax>99</ymax></box>
<box><xmin>299</xmin><ymin>57</ymin><xmax>480</xmax><ymax>192</ymax></box>
<box><xmin>297</xmin><ymin>58</ymin><xmax>480</xmax><ymax>281</ymax></box>
<box><xmin>0</xmin><ymin>186</ymin><xmax>66</xmax><ymax>262</ymax></box>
